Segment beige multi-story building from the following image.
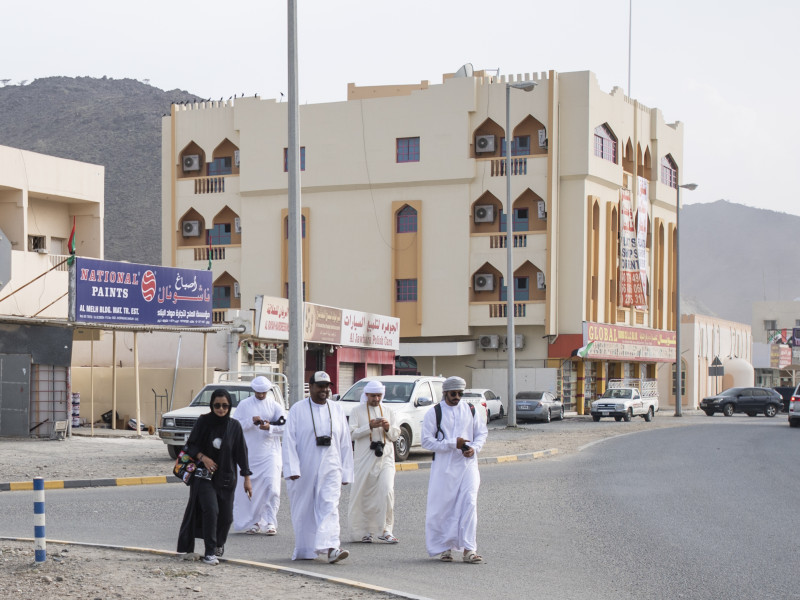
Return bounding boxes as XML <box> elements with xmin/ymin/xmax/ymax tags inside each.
<box><xmin>0</xmin><ymin>144</ymin><xmax>104</xmax><ymax>436</ymax></box>
<box><xmin>162</xmin><ymin>68</ymin><xmax>686</xmax><ymax>412</ymax></box>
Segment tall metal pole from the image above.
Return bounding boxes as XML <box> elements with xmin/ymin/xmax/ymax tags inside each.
<box><xmin>674</xmin><ymin>183</ymin><xmax>682</xmax><ymax>416</ymax></box>
<box><xmin>674</xmin><ymin>181</ymin><xmax>697</xmax><ymax>416</ymax></box>
<box><xmin>505</xmin><ymin>84</ymin><xmax>517</xmax><ymax>427</ymax></box>
<box><xmin>287</xmin><ymin>0</ymin><xmax>304</xmax><ymax>405</ymax></box>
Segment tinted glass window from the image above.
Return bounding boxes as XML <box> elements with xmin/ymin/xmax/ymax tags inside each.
<box><xmin>721</xmin><ymin>388</ymin><xmax>743</xmax><ymax>396</ymax></box>
<box><xmin>430</xmin><ymin>380</ymin><xmax>444</xmax><ymax>403</ymax></box>
<box><xmin>340</xmin><ymin>380</ymin><xmax>368</xmax><ymax>402</ymax></box>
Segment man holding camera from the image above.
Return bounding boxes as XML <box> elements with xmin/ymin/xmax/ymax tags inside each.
<box><xmin>348</xmin><ymin>380</ymin><xmax>401</xmax><ymax>544</ymax></box>
<box><xmin>282</xmin><ymin>371</ymin><xmax>353</xmax><ymax>563</ymax></box>
<box><xmin>421</xmin><ymin>376</ymin><xmax>488</xmax><ymax>564</ymax></box>
<box><xmin>232</xmin><ymin>376</ymin><xmax>285</xmax><ymax>536</ymax></box>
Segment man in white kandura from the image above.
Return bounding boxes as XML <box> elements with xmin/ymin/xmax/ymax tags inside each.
<box><xmin>348</xmin><ymin>380</ymin><xmax>401</xmax><ymax>544</ymax></box>
<box><xmin>421</xmin><ymin>375</ymin><xmax>488</xmax><ymax>564</ymax></box>
<box><xmin>283</xmin><ymin>371</ymin><xmax>354</xmax><ymax>563</ymax></box>
<box><xmin>232</xmin><ymin>375</ymin><xmax>286</xmax><ymax>536</ymax></box>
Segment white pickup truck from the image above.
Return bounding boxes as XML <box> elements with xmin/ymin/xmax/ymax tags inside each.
<box><xmin>590</xmin><ymin>378</ymin><xmax>658</xmax><ymax>422</ymax></box>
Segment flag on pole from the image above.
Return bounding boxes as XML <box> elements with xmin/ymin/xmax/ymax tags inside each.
<box><xmin>576</xmin><ymin>341</ymin><xmax>595</xmax><ymax>358</ymax></box>
<box><xmin>67</xmin><ymin>216</ymin><xmax>76</xmax><ymax>266</ymax></box>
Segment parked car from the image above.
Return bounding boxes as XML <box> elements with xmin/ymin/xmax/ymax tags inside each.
<box><xmin>700</xmin><ymin>387</ymin><xmax>783</xmax><ymax>417</ymax></box>
<box><xmin>789</xmin><ymin>384</ymin><xmax>800</xmax><ymax>427</ymax></box>
<box><xmin>335</xmin><ymin>375</ymin><xmax>445</xmax><ymax>461</ymax></box>
<box><xmin>463</xmin><ymin>389</ymin><xmax>504</xmax><ymax>421</ymax></box>
<box><xmin>159</xmin><ymin>378</ymin><xmax>286</xmax><ymax>459</ymax></box>
<box><xmin>772</xmin><ymin>386</ymin><xmax>795</xmax><ymax>413</ymax></box>
<box><xmin>515</xmin><ymin>391</ymin><xmax>563</xmax><ymax>423</ymax></box>
<box><xmin>590</xmin><ymin>379</ymin><xmax>658</xmax><ymax>422</ymax></box>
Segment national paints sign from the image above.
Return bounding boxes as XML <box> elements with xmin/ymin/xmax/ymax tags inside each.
<box><xmin>71</xmin><ymin>258</ymin><xmax>212</xmax><ymax>327</ymax></box>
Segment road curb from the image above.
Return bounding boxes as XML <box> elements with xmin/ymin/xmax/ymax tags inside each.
<box><xmin>0</xmin><ymin>536</ymin><xmax>435</xmax><ymax>600</ymax></box>
<box><xmin>0</xmin><ymin>448</ymin><xmax>559</xmax><ymax>492</ymax></box>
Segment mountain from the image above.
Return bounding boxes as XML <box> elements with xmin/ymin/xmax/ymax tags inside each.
<box><xmin>0</xmin><ymin>78</ymin><xmax>792</xmax><ymax>327</ymax></box>
<box><xmin>0</xmin><ymin>76</ymin><xmax>200</xmax><ymax>265</ymax></box>
<box><xmin>681</xmin><ymin>200</ymin><xmax>800</xmax><ymax>324</ymax></box>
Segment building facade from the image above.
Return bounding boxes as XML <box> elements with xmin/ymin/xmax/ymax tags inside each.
<box><xmin>752</xmin><ymin>301</ymin><xmax>800</xmax><ymax>387</ymax></box>
<box><xmin>161</xmin><ymin>69</ymin><xmax>686</xmax><ymax>409</ymax></box>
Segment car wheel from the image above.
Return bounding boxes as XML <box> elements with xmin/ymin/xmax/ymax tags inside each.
<box><xmin>592</xmin><ymin>414</ymin><xmax>601</xmax><ymax>422</ymax></box>
<box><xmin>790</xmin><ymin>419</ymin><xmax>800</xmax><ymax>428</ymax></box>
<box><xmin>623</xmin><ymin>408</ymin><xmax>632</xmax><ymax>422</ymax></box>
<box><xmin>556</xmin><ymin>407</ymin><xmax>564</xmax><ymax>421</ymax></box>
<box><xmin>764</xmin><ymin>404</ymin><xmax>778</xmax><ymax>418</ymax></box>
<box><xmin>544</xmin><ymin>410</ymin><xmax>551</xmax><ymax>423</ymax></box>
<box><xmin>499</xmin><ymin>405</ymin><xmax>505</xmax><ymax>419</ymax></box>
<box><xmin>703</xmin><ymin>410</ymin><xmax>715</xmax><ymax>417</ymax></box>
<box><xmin>614</xmin><ymin>416</ymin><xmax>623</xmax><ymax>422</ymax></box>
<box><xmin>644</xmin><ymin>406</ymin><xmax>653</xmax><ymax>422</ymax></box>
<box><xmin>486</xmin><ymin>409</ymin><xmax>491</xmax><ymax>422</ymax></box>
<box><xmin>168</xmin><ymin>444</ymin><xmax>180</xmax><ymax>460</ymax></box>
<box><xmin>722</xmin><ymin>403</ymin><xmax>735</xmax><ymax>417</ymax></box>
<box><xmin>394</xmin><ymin>427</ymin><xmax>411</xmax><ymax>462</ymax></box>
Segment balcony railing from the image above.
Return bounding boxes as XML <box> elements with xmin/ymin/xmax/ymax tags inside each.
<box><xmin>489</xmin><ymin>234</ymin><xmax>528</xmax><ymax>248</ymax></box>
<box><xmin>212</xmin><ymin>309</ymin><xmax>228</xmax><ymax>323</ymax></box>
<box><xmin>490</xmin><ymin>158</ymin><xmax>527</xmax><ymax>177</ymax></box>
<box><xmin>489</xmin><ymin>302</ymin><xmax>527</xmax><ymax>318</ymax></box>
<box><xmin>194</xmin><ymin>247</ymin><xmax>226</xmax><ymax>262</ymax></box>
<box><xmin>194</xmin><ymin>176</ymin><xmax>226</xmax><ymax>194</ymax></box>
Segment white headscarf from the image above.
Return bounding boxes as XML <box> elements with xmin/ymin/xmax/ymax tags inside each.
<box><xmin>359</xmin><ymin>380</ymin><xmax>386</xmax><ymax>403</ymax></box>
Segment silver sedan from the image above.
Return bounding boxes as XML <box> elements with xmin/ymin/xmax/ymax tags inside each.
<box><xmin>515</xmin><ymin>391</ymin><xmax>564</xmax><ymax>423</ymax></box>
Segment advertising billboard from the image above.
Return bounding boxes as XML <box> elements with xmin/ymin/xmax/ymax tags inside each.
<box><xmin>70</xmin><ymin>258</ymin><xmax>213</xmax><ymax>327</ymax></box>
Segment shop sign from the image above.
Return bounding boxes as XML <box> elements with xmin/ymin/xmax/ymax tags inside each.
<box><xmin>581</xmin><ymin>322</ymin><xmax>675</xmax><ymax>362</ymax></box>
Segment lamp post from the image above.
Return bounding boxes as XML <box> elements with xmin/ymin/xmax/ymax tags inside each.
<box><xmin>505</xmin><ymin>80</ymin><xmax>537</xmax><ymax>427</ymax></box>
<box><xmin>674</xmin><ymin>181</ymin><xmax>697</xmax><ymax>417</ymax></box>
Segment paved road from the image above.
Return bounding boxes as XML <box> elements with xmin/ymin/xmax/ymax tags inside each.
<box><xmin>2</xmin><ymin>417</ymin><xmax>796</xmax><ymax>599</ymax></box>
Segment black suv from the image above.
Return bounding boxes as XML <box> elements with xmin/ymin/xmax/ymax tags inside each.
<box><xmin>700</xmin><ymin>387</ymin><xmax>783</xmax><ymax>418</ymax></box>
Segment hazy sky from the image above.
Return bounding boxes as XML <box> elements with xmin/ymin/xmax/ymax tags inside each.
<box><xmin>5</xmin><ymin>1</ymin><xmax>798</xmax><ymax>215</ymax></box>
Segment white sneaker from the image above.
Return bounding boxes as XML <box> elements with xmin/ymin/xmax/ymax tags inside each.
<box><xmin>327</xmin><ymin>548</ymin><xmax>349</xmax><ymax>563</ymax></box>
<box><xmin>202</xmin><ymin>555</ymin><xmax>219</xmax><ymax>566</ymax></box>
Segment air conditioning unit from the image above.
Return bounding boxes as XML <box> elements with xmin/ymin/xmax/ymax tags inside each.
<box><xmin>537</xmin><ymin>200</ymin><xmax>547</xmax><ymax>220</ymax></box>
<box><xmin>474</xmin><ymin>273</ymin><xmax>495</xmax><ymax>292</ymax></box>
<box><xmin>36</xmin><ymin>248</ymin><xmax>48</xmax><ymax>254</ymax></box>
<box><xmin>183</xmin><ymin>154</ymin><xmax>201</xmax><ymax>171</ymax></box>
<box><xmin>182</xmin><ymin>220</ymin><xmax>201</xmax><ymax>237</ymax></box>
<box><xmin>502</xmin><ymin>334</ymin><xmax>526</xmax><ymax>349</ymax></box>
<box><xmin>478</xmin><ymin>334</ymin><xmax>500</xmax><ymax>350</ymax></box>
<box><xmin>233</xmin><ymin>282</ymin><xmax>241</xmax><ymax>298</ymax></box>
<box><xmin>234</xmin><ymin>217</ymin><xmax>241</xmax><ymax>233</ymax></box>
<box><xmin>537</xmin><ymin>272</ymin><xmax>546</xmax><ymax>290</ymax></box>
<box><xmin>474</xmin><ymin>204</ymin><xmax>495</xmax><ymax>224</ymax></box>
<box><xmin>475</xmin><ymin>134</ymin><xmax>496</xmax><ymax>153</ymax></box>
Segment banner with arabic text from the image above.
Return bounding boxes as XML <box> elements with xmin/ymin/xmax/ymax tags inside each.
<box><xmin>635</xmin><ymin>177</ymin><xmax>649</xmax><ymax>309</ymax></box>
<box><xmin>70</xmin><ymin>258</ymin><xmax>212</xmax><ymax>326</ymax></box>
<box><xmin>619</xmin><ymin>188</ymin><xmax>647</xmax><ymax>307</ymax></box>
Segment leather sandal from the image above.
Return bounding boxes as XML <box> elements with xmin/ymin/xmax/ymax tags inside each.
<box><xmin>440</xmin><ymin>550</ymin><xmax>453</xmax><ymax>562</ymax></box>
<box><xmin>463</xmin><ymin>550</ymin><xmax>483</xmax><ymax>563</ymax></box>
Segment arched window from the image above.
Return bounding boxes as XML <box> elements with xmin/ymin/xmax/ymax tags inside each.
<box><xmin>593</xmin><ymin>124</ymin><xmax>617</xmax><ymax>163</ymax></box>
<box><xmin>661</xmin><ymin>155</ymin><xmax>677</xmax><ymax>188</ymax></box>
<box><xmin>396</xmin><ymin>205</ymin><xmax>417</xmax><ymax>233</ymax></box>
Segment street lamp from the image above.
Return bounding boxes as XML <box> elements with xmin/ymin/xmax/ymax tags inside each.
<box><xmin>674</xmin><ymin>181</ymin><xmax>697</xmax><ymax>417</ymax></box>
<box><xmin>505</xmin><ymin>80</ymin><xmax>537</xmax><ymax>427</ymax></box>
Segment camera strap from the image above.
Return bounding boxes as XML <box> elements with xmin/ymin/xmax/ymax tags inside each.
<box><xmin>367</xmin><ymin>404</ymin><xmax>386</xmax><ymax>444</ymax></box>
<box><xmin>309</xmin><ymin>398</ymin><xmax>332</xmax><ymax>439</ymax></box>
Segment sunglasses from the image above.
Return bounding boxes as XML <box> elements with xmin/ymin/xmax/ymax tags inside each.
<box><xmin>448</xmin><ymin>391</ymin><xmax>464</xmax><ymax>397</ymax></box>
<box><xmin>212</xmin><ymin>403</ymin><xmax>230</xmax><ymax>409</ymax></box>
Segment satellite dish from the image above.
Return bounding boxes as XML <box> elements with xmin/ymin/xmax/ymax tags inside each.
<box><xmin>453</xmin><ymin>63</ymin><xmax>474</xmax><ymax>78</ymax></box>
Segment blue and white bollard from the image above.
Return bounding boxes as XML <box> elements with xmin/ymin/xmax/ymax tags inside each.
<box><xmin>34</xmin><ymin>477</ymin><xmax>46</xmax><ymax>563</ymax></box>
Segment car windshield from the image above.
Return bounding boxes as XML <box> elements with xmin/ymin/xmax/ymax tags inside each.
<box><xmin>340</xmin><ymin>380</ymin><xmax>416</xmax><ymax>404</ymax></box>
<box><xmin>463</xmin><ymin>393</ymin><xmax>482</xmax><ymax>398</ymax></box>
<box><xmin>720</xmin><ymin>388</ymin><xmax>744</xmax><ymax>396</ymax></box>
<box><xmin>190</xmin><ymin>387</ymin><xmax>253</xmax><ymax>408</ymax></box>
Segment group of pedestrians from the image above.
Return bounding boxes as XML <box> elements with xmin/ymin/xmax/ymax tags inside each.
<box><xmin>176</xmin><ymin>371</ymin><xmax>487</xmax><ymax>566</ymax></box>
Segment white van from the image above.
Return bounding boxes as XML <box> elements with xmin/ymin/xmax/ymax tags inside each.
<box><xmin>335</xmin><ymin>375</ymin><xmax>445</xmax><ymax>461</ymax></box>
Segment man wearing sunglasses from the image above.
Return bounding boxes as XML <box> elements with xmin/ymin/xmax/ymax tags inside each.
<box><xmin>421</xmin><ymin>376</ymin><xmax>488</xmax><ymax>564</ymax></box>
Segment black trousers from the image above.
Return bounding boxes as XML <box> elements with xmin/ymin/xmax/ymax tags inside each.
<box><xmin>177</xmin><ymin>478</ymin><xmax>235</xmax><ymax>556</ymax></box>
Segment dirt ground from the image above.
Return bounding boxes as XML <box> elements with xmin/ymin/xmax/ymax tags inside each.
<box><xmin>0</xmin><ymin>413</ymin><xmax>703</xmax><ymax>599</ymax></box>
